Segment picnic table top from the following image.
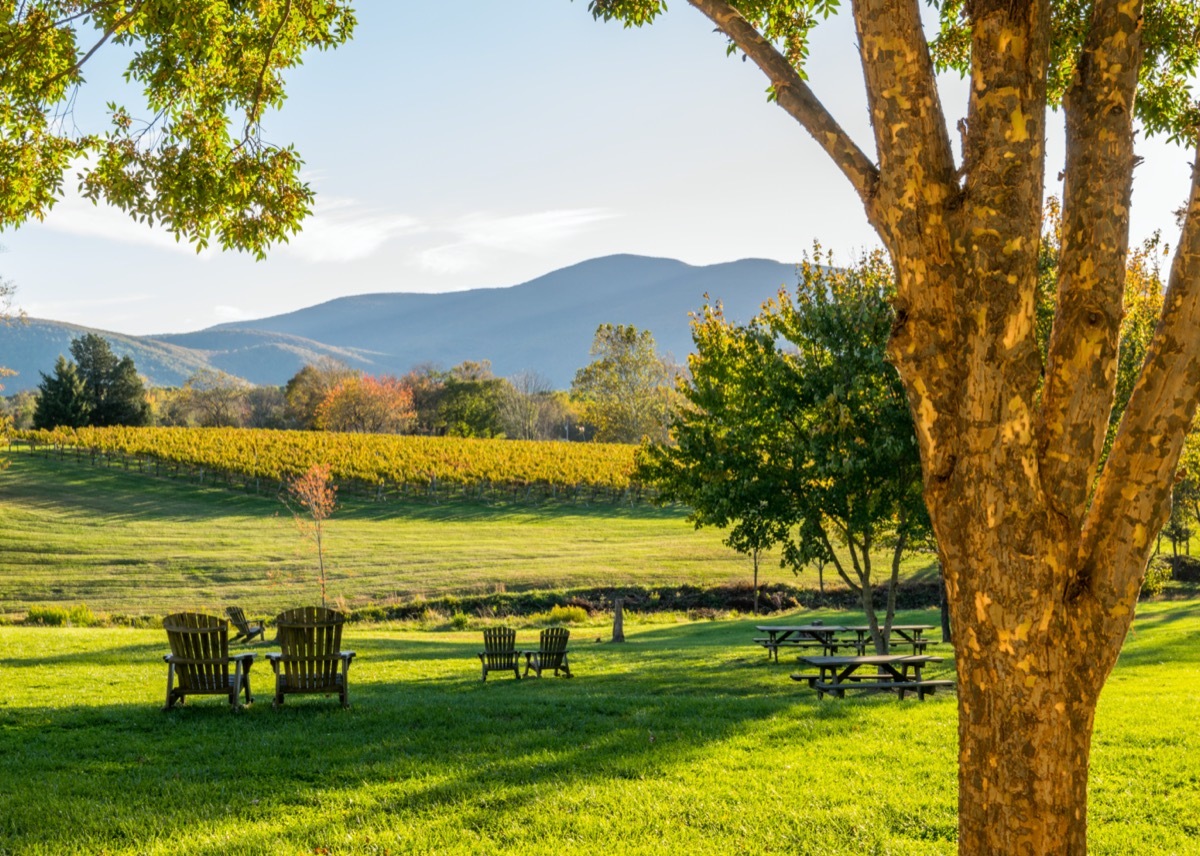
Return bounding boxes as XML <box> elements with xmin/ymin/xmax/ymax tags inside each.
<box><xmin>797</xmin><ymin>654</ymin><xmax>944</xmax><ymax>667</ymax></box>
<box><xmin>843</xmin><ymin>624</ymin><xmax>935</xmax><ymax>632</ymax></box>
<box><xmin>755</xmin><ymin>624</ymin><xmax>847</xmax><ymax>633</ymax></box>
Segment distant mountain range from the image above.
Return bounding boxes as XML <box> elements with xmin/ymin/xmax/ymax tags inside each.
<box><xmin>0</xmin><ymin>254</ymin><xmax>798</xmax><ymax>394</ymax></box>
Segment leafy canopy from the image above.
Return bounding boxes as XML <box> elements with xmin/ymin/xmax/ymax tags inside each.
<box><xmin>639</xmin><ymin>248</ymin><xmax>929</xmax><ymax>585</ymax></box>
<box><xmin>0</xmin><ymin>1</ymin><xmax>355</xmax><ymax>255</ymax></box>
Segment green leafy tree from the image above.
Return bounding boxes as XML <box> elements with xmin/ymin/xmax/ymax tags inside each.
<box><xmin>32</xmin><ymin>355</ymin><xmax>89</xmax><ymax>429</ymax></box>
<box><xmin>639</xmin><ymin>249</ymin><xmax>929</xmax><ymax>637</ymax></box>
<box><xmin>182</xmin><ymin>369</ymin><xmax>251</xmax><ymax>428</ymax></box>
<box><xmin>571</xmin><ymin>324</ymin><xmax>678</xmax><ymax>444</ymax></box>
<box><xmin>437</xmin><ymin>361</ymin><xmax>507</xmax><ymax>438</ymax></box>
<box><xmin>0</xmin><ymin>2</ymin><xmax>355</xmax><ymax>255</ymax></box>
<box><xmin>585</xmin><ymin>2</ymin><xmax>1200</xmax><ymax>845</ymax></box>
<box><xmin>67</xmin><ymin>334</ymin><xmax>150</xmax><ymax>427</ymax></box>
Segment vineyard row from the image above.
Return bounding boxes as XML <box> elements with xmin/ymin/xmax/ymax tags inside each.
<box><xmin>10</xmin><ymin>426</ymin><xmax>652</xmax><ymax>505</ymax></box>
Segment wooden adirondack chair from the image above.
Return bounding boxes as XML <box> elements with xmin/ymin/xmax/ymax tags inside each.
<box><xmin>225</xmin><ymin>605</ymin><xmax>265</xmax><ymax>643</ymax></box>
<box><xmin>478</xmin><ymin>626</ymin><xmax>522</xmax><ymax>681</ymax></box>
<box><xmin>524</xmin><ymin>627</ymin><xmax>572</xmax><ymax>678</ymax></box>
<box><xmin>162</xmin><ymin>612</ymin><xmax>255</xmax><ymax>711</ymax></box>
<box><xmin>266</xmin><ymin>606</ymin><xmax>356</xmax><ymax>708</ymax></box>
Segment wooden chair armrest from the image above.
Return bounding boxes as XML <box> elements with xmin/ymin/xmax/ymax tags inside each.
<box><xmin>231</xmin><ymin>652</ymin><xmax>256</xmax><ymax>665</ymax></box>
<box><xmin>265</xmin><ymin>652</ymin><xmax>282</xmax><ymax>664</ymax></box>
<box><xmin>339</xmin><ymin>651</ymin><xmax>356</xmax><ymax>663</ymax></box>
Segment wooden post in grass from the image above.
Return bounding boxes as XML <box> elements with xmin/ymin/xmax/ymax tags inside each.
<box><xmin>612</xmin><ymin>596</ymin><xmax>625</xmax><ymax>643</ymax></box>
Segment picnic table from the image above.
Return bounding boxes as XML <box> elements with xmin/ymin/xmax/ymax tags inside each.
<box><xmin>792</xmin><ymin>653</ymin><xmax>953</xmax><ymax>700</ymax></box>
<box><xmin>754</xmin><ymin>624</ymin><xmax>856</xmax><ymax>662</ymax></box>
<box><xmin>843</xmin><ymin>624</ymin><xmax>936</xmax><ymax>655</ymax></box>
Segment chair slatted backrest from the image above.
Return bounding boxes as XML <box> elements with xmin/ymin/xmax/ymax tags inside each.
<box><xmin>225</xmin><ymin>606</ymin><xmax>253</xmax><ymax>635</ymax></box>
<box><xmin>482</xmin><ymin>627</ymin><xmax>517</xmax><ymax>667</ymax></box>
<box><xmin>275</xmin><ymin>606</ymin><xmax>345</xmax><ymax>691</ymax></box>
<box><xmin>164</xmin><ymin>612</ymin><xmax>230</xmax><ymax>692</ymax></box>
<box><xmin>539</xmin><ymin>627</ymin><xmax>570</xmax><ymax>668</ymax></box>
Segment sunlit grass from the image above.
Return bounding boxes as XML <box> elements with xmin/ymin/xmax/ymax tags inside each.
<box><xmin>0</xmin><ymin>602</ymin><xmax>1197</xmax><ymax>854</ymax></box>
<box><xmin>0</xmin><ymin>454</ymin><xmax>940</xmax><ymax>619</ymax></box>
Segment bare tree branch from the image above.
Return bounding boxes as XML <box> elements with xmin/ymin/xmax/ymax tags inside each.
<box><xmin>686</xmin><ymin>0</ymin><xmax>882</xmax><ymax>226</ymax></box>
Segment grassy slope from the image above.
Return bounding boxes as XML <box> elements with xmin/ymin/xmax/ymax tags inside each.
<box><xmin>0</xmin><ymin>454</ymin><xmax>940</xmax><ymax>618</ymax></box>
<box><xmin>0</xmin><ymin>602</ymin><xmax>1196</xmax><ymax>855</ymax></box>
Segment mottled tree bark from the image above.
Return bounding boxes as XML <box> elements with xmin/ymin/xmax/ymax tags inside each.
<box><xmin>684</xmin><ymin>0</ymin><xmax>1200</xmax><ymax>852</ymax></box>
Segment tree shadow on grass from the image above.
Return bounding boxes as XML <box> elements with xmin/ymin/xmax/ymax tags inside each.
<box><xmin>0</xmin><ymin>652</ymin><xmax>852</xmax><ymax>853</ymax></box>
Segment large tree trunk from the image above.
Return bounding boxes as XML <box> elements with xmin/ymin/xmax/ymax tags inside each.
<box><xmin>681</xmin><ymin>1</ymin><xmax>1200</xmax><ymax>852</ymax></box>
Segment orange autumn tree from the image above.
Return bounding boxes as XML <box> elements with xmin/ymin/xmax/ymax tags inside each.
<box><xmin>284</xmin><ymin>463</ymin><xmax>337</xmax><ymax>608</ymax></box>
<box><xmin>315</xmin><ymin>374</ymin><xmax>416</xmax><ymax>434</ymax></box>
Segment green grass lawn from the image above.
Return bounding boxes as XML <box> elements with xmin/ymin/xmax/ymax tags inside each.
<box><xmin>0</xmin><ymin>454</ymin><xmax>940</xmax><ymax>619</ymax></box>
<box><xmin>0</xmin><ymin>602</ymin><xmax>1197</xmax><ymax>855</ymax></box>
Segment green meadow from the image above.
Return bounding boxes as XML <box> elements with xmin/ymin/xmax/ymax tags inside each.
<box><xmin>0</xmin><ymin>454</ymin><xmax>940</xmax><ymax>619</ymax></box>
<box><xmin>1</xmin><ymin>452</ymin><xmax>1198</xmax><ymax>854</ymax></box>
<box><xmin>0</xmin><ymin>605</ymin><xmax>1197</xmax><ymax>855</ymax></box>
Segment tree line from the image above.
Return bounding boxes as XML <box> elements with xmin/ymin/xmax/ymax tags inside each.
<box><xmin>2</xmin><ymin>325</ymin><xmax>683</xmax><ymax>444</ymax></box>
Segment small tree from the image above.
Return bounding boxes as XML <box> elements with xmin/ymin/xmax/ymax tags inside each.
<box><xmin>33</xmin><ymin>356</ymin><xmax>89</xmax><ymax>429</ymax></box>
<box><xmin>284</xmin><ymin>464</ymin><xmax>337</xmax><ymax>608</ymax></box>
<box><xmin>639</xmin><ymin>249</ymin><xmax>929</xmax><ymax>648</ymax></box>
<box><xmin>572</xmin><ymin>324</ymin><xmax>679</xmax><ymax>444</ymax></box>
<box><xmin>315</xmin><ymin>374</ymin><xmax>416</xmax><ymax>434</ymax></box>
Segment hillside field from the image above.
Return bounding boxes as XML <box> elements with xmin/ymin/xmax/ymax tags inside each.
<box><xmin>0</xmin><ymin>454</ymin><xmax>941</xmax><ymax>620</ymax></box>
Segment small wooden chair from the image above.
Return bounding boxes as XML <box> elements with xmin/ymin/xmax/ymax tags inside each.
<box><xmin>225</xmin><ymin>605</ymin><xmax>265</xmax><ymax>643</ymax></box>
<box><xmin>478</xmin><ymin>627</ymin><xmax>522</xmax><ymax>681</ymax></box>
<box><xmin>524</xmin><ymin>627</ymin><xmax>572</xmax><ymax>678</ymax></box>
<box><xmin>162</xmin><ymin>612</ymin><xmax>255</xmax><ymax>711</ymax></box>
<box><xmin>266</xmin><ymin>606</ymin><xmax>356</xmax><ymax>708</ymax></box>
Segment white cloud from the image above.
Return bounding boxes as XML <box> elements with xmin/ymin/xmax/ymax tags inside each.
<box><xmin>213</xmin><ymin>305</ymin><xmax>254</xmax><ymax>322</ymax></box>
<box><xmin>415</xmin><ymin>208</ymin><xmax>617</xmax><ymax>274</ymax></box>
<box><xmin>24</xmin><ymin>293</ymin><xmax>154</xmax><ymax>320</ymax></box>
<box><xmin>283</xmin><ymin>197</ymin><xmax>424</xmax><ymax>263</ymax></box>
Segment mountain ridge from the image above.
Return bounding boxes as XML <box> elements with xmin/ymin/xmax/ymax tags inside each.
<box><xmin>1</xmin><ymin>254</ymin><xmax>797</xmax><ymax>393</ymax></box>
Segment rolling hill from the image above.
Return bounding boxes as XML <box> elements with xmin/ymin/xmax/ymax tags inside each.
<box><xmin>0</xmin><ymin>254</ymin><xmax>797</xmax><ymax>393</ymax></box>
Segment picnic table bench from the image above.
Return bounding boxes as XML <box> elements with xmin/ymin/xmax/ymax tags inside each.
<box><xmin>843</xmin><ymin>624</ymin><xmax>936</xmax><ymax>655</ymax></box>
<box><xmin>754</xmin><ymin>625</ymin><xmax>857</xmax><ymax>662</ymax></box>
<box><xmin>792</xmin><ymin>654</ymin><xmax>953</xmax><ymax>701</ymax></box>
<box><xmin>755</xmin><ymin>623</ymin><xmax>938</xmax><ymax>661</ymax></box>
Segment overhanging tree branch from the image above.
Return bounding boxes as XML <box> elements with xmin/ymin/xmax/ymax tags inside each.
<box><xmin>686</xmin><ymin>0</ymin><xmax>882</xmax><ymax>224</ymax></box>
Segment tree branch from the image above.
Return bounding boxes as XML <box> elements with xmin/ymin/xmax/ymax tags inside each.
<box><xmin>844</xmin><ymin>1</ymin><xmax>964</xmax><ymax>493</ymax></box>
<box><xmin>41</xmin><ymin>0</ymin><xmax>145</xmax><ymax>95</ymax></box>
<box><xmin>247</xmin><ymin>0</ymin><xmax>293</xmax><ymax>128</ymax></box>
<box><xmin>1079</xmin><ymin>142</ymin><xmax>1200</xmax><ymax>632</ymax></box>
<box><xmin>685</xmin><ymin>0</ymin><xmax>881</xmax><ymax>227</ymax></box>
<box><xmin>1038</xmin><ymin>0</ymin><xmax>1145</xmax><ymax>532</ymax></box>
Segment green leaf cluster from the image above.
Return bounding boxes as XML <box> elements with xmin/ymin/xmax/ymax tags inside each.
<box><xmin>0</xmin><ymin>1</ymin><xmax>355</xmax><ymax>255</ymax></box>
<box><xmin>930</xmin><ymin>0</ymin><xmax>1200</xmax><ymax>143</ymax></box>
<box><xmin>637</xmin><ymin>247</ymin><xmax>930</xmax><ymax>588</ymax></box>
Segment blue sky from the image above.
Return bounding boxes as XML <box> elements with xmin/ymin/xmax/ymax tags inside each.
<box><xmin>1</xmin><ymin>1</ymin><xmax>1194</xmax><ymax>335</ymax></box>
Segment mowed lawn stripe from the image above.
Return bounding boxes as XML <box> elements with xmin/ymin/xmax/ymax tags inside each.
<box><xmin>0</xmin><ymin>454</ymin><xmax>939</xmax><ymax>618</ymax></box>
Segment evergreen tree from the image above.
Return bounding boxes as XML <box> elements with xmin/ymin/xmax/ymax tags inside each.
<box><xmin>96</xmin><ymin>356</ymin><xmax>151</xmax><ymax>427</ymax></box>
<box><xmin>38</xmin><ymin>335</ymin><xmax>151</xmax><ymax>427</ymax></box>
<box><xmin>33</xmin><ymin>356</ymin><xmax>89</xmax><ymax>429</ymax></box>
